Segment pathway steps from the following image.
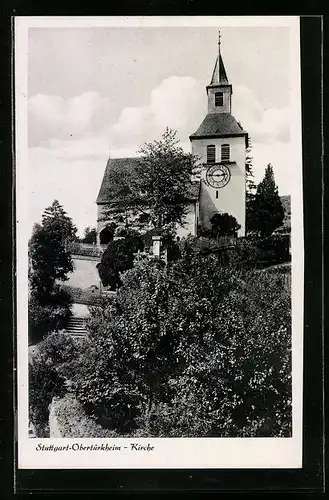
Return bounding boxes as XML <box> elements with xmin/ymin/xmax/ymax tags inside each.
<box><xmin>65</xmin><ymin>316</ymin><xmax>88</xmax><ymax>338</ymax></box>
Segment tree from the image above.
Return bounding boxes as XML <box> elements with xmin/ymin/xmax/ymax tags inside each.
<box><xmin>29</xmin><ymin>225</ymin><xmax>74</xmax><ymax>296</ymax></box>
<box><xmin>100</xmin><ymin>163</ymin><xmax>142</xmax><ymax>229</ymax></box>
<box><xmin>209</xmin><ymin>212</ymin><xmax>241</xmax><ymax>238</ymax></box>
<box><xmin>82</xmin><ymin>226</ymin><xmax>97</xmax><ymax>244</ymax></box>
<box><xmin>71</xmin><ymin>255</ymin><xmax>291</xmax><ymax>437</ymax></box>
<box><xmin>246</xmin><ymin>164</ymin><xmax>284</xmax><ymax>237</ymax></box>
<box><xmin>28</xmin><ymin>201</ymin><xmax>75</xmax><ymax>343</ymax></box>
<box><xmin>135</xmin><ymin>128</ymin><xmax>200</xmax><ymax>229</ymax></box>
<box><xmin>42</xmin><ymin>200</ymin><xmax>78</xmax><ymax>243</ymax></box>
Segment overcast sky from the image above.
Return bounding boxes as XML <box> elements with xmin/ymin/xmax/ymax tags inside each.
<box><xmin>27</xmin><ymin>25</ymin><xmax>293</xmax><ymax>236</ymax></box>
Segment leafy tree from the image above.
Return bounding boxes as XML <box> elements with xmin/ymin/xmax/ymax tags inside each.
<box><xmin>82</xmin><ymin>226</ymin><xmax>97</xmax><ymax>244</ymax></box>
<box><xmin>246</xmin><ymin>164</ymin><xmax>284</xmax><ymax>237</ymax></box>
<box><xmin>29</xmin><ymin>201</ymin><xmax>76</xmax><ymax>291</ymax></box>
<box><xmin>28</xmin><ymin>201</ymin><xmax>76</xmax><ymax>343</ymax></box>
<box><xmin>209</xmin><ymin>212</ymin><xmax>241</xmax><ymax>238</ymax></box>
<box><xmin>29</xmin><ymin>224</ymin><xmax>74</xmax><ymax>296</ymax></box>
<box><xmin>100</xmin><ymin>162</ymin><xmax>142</xmax><ymax>229</ymax></box>
<box><xmin>41</xmin><ymin>200</ymin><xmax>78</xmax><ymax>243</ymax></box>
<box><xmin>97</xmin><ymin>230</ymin><xmax>144</xmax><ymax>290</ymax></box>
<box><xmin>71</xmin><ymin>255</ymin><xmax>291</xmax><ymax>437</ymax></box>
<box><xmin>135</xmin><ymin>128</ymin><xmax>200</xmax><ymax>229</ymax></box>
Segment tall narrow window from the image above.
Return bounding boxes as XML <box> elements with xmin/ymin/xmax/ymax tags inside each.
<box><xmin>215</xmin><ymin>92</ymin><xmax>223</xmax><ymax>107</ymax></box>
<box><xmin>221</xmin><ymin>144</ymin><xmax>230</xmax><ymax>162</ymax></box>
<box><xmin>207</xmin><ymin>145</ymin><xmax>216</xmax><ymax>163</ymax></box>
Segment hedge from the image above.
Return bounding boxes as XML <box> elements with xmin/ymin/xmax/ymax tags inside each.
<box><xmin>61</xmin><ymin>285</ymin><xmax>105</xmax><ymax>305</ymax></box>
<box><xmin>50</xmin><ymin>393</ymin><xmax>118</xmax><ymax>438</ymax></box>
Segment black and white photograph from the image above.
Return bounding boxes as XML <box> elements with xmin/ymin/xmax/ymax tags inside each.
<box><xmin>16</xmin><ymin>16</ymin><xmax>303</xmax><ymax>469</ymax></box>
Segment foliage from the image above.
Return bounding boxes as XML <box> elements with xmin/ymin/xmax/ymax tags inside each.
<box><xmin>230</xmin><ymin>234</ymin><xmax>290</xmax><ymax>268</ymax></box>
<box><xmin>246</xmin><ymin>164</ymin><xmax>284</xmax><ymax>237</ymax></box>
<box><xmin>179</xmin><ymin>234</ymin><xmax>290</xmax><ymax>271</ymax></box>
<box><xmin>245</xmin><ymin>137</ymin><xmax>256</xmax><ymax>197</ymax></box>
<box><xmin>135</xmin><ymin>128</ymin><xmax>200</xmax><ymax>229</ymax></box>
<box><xmin>28</xmin><ymin>201</ymin><xmax>75</xmax><ymax>343</ymax></box>
<box><xmin>50</xmin><ymin>394</ymin><xmax>118</xmax><ymax>438</ymax></box>
<box><xmin>101</xmin><ymin>164</ymin><xmax>142</xmax><ymax>228</ymax></box>
<box><xmin>29</xmin><ymin>223</ymin><xmax>74</xmax><ymax>295</ymax></box>
<box><xmin>60</xmin><ymin>284</ymin><xmax>105</xmax><ymax>306</ymax></box>
<box><xmin>209</xmin><ymin>212</ymin><xmax>241</xmax><ymax>238</ymax></box>
<box><xmin>71</xmin><ymin>255</ymin><xmax>291</xmax><ymax>437</ymax></box>
<box><xmin>41</xmin><ymin>199</ymin><xmax>78</xmax><ymax>243</ymax></box>
<box><xmin>29</xmin><ymin>200</ymin><xmax>76</xmax><ymax>295</ymax></box>
<box><xmin>97</xmin><ymin>231</ymin><xmax>144</xmax><ymax>290</ymax></box>
<box><xmin>28</xmin><ymin>295</ymin><xmax>71</xmax><ymax>345</ymax></box>
<box><xmin>28</xmin><ymin>285</ymin><xmax>72</xmax><ymax>345</ymax></box>
<box><xmin>82</xmin><ymin>226</ymin><xmax>97</xmax><ymax>244</ymax></box>
<box><xmin>29</xmin><ymin>332</ymin><xmax>79</xmax><ymax>436</ymax></box>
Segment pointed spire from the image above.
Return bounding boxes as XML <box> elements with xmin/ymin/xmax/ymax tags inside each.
<box><xmin>209</xmin><ymin>30</ymin><xmax>229</xmax><ymax>86</ymax></box>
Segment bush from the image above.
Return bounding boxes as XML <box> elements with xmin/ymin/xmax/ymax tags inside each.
<box><xmin>61</xmin><ymin>284</ymin><xmax>104</xmax><ymax>306</ymax></box>
<box><xmin>209</xmin><ymin>212</ymin><xmax>241</xmax><ymax>238</ymax></box>
<box><xmin>179</xmin><ymin>234</ymin><xmax>290</xmax><ymax>271</ymax></box>
<box><xmin>50</xmin><ymin>394</ymin><xmax>118</xmax><ymax>438</ymax></box>
<box><xmin>71</xmin><ymin>255</ymin><xmax>291</xmax><ymax>437</ymax></box>
<box><xmin>28</xmin><ymin>286</ymin><xmax>72</xmax><ymax>344</ymax></box>
<box><xmin>97</xmin><ymin>232</ymin><xmax>144</xmax><ymax>290</ymax></box>
<box><xmin>29</xmin><ymin>332</ymin><xmax>79</xmax><ymax>435</ymax></box>
<box><xmin>257</xmin><ymin>234</ymin><xmax>290</xmax><ymax>265</ymax></box>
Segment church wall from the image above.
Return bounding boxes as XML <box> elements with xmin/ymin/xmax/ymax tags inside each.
<box><xmin>191</xmin><ymin>136</ymin><xmax>246</xmax><ymax>236</ymax></box>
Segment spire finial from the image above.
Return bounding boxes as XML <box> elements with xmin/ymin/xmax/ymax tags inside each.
<box><xmin>218</xmin><ymin>30</ymin><xmax>221</xmax><ymax>52</ymax></box>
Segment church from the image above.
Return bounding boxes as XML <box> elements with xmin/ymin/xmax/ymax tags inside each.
<box><xmin>96</xmin><ymin>33</ymin><xmax>248</xmax><ymax>246</ymax></box>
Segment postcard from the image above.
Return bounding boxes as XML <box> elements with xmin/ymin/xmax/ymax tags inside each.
<box><xmin>16</xmin><ymin>15</ymin><xmax>303</xmax><ymax>469</ymax></box>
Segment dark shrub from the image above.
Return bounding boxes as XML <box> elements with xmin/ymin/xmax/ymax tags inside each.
<box><xmin>28</xmin><ymin>286</ymin><xmax>72</xmax><ymax>345</ymax></box>
<box><xmin>97</xmin><ymin>231</ymin><xmax>144</xmax><ymax>290</ymax></box>
<box><xmin>180</xmin><ymin>234</ymin><xmax>291</xmax><ymax>271</ymax></box>
<box><xmin>210</xmin><ymin>212</ymin><xmax>241</xmax><ymax>238</ymax></box>
<box><xmin>257</xmin><ymin>234</ymin><xmax>290</xmax><ymax>265</ymax></box>
<box><xmin>50</xmin><ymin>394</ymin><xmax>118</xmax><ymax>438</ymax></box>
<box><xmin>29</xmin><ymin>332</ymin><xmax>79</xmax><ymax>436</ymax></box>
<box><xmin>229</xmin><ymin>234</ymin><xmax>290</xmax><ymax>269</ymax></box>
<box><xmin>82</xmin><ymin>226</ymin><xmax>97</xmax><ymax>244</ymax></box>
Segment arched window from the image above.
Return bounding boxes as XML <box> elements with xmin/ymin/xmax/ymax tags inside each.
<box><xmin>207</xmin><ymin>145</ymin><xmax>216</xmax><ymax>163</ymax></box>
<box><xmin>221</xmin><ymin>144</ymin><xmax>230</xmax><ymax>162</ymax></box>
<box><xmin>215</xmin><ymin>92</ymin><xmax>223</xmax><ymax>107</ymax></box>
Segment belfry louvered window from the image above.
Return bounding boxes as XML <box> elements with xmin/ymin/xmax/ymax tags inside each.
<box><xmin>207</xmin><ymin>145</ymin><xmax>216</xmax><ymax>163</ymax></box>
<box><xmin>215</xmin><ymin>92</ymin><xmax>223</xmax><ymax>106</ymax></box>
<box><xmin>221</xmin><ymin>144</ymin><xmax>230</xmax><ymax>162</ymax></box>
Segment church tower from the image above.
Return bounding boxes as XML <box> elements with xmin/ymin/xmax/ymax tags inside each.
<box><xmin>190</xmin><ymin>31</ymin><xmax>248</xmax><ymax>236</ymax></box>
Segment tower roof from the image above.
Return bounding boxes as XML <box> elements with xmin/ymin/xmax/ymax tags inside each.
<box><xmin>208</xmin><ymin>30</ymin><xmax>229</xmax><ymax>87</ymax></box>
<box><xmin>189</xmin><ymin>113</ymin><xmax>247</xmax><ymax>141</ymax></box>
<box><xmin>209</xmin><ymin>53</ymin><xmax>229</xmax><ymax>86</ymax></box>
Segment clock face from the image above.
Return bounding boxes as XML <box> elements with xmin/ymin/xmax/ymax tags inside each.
<box><xmin>206</xmin><ymin>164</ymin><xmax>231</xmax><ymax>188</ymax></box>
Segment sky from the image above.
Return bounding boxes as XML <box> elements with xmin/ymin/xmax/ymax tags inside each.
<box><xmin>27</xmin><ymin>24</ymin><xmax>295</xmax><ymax>236</ymax></box>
